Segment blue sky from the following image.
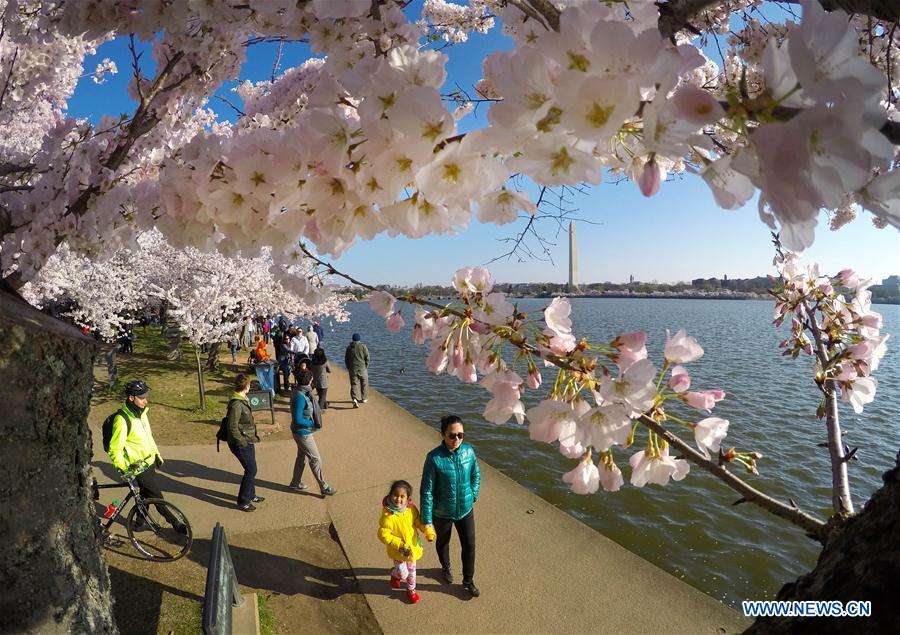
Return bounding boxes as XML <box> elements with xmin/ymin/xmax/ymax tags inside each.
<box><xmin>68</xmin><ymin>5</ymin><xmax>899</xmax><ymax>286</ymax></box>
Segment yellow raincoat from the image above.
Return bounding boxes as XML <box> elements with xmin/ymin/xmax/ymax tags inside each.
<box><xmin>377</xmin><ymin>497</ymin><xmax>435</xmax><ymax>562</ymax></box>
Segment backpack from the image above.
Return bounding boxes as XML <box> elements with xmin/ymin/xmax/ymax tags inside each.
<box><xmin>290</xmin><ymin>391</ymin><xmax>315</xmax><ymax>434</ymax></box>
<box><xmin>216</xmin><ymin>399</ymin><xmax>240</xmax><ymax>452</ymax></box>
<box><xmin>102</xmin><ymin>409</ymin><xmax>129</xmax><ymax>453</ymax></box>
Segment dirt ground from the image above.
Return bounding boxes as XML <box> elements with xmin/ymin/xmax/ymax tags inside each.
<box><xmin>104</xmin><ymin>524</ymin><xmax>380</xmax><ymax>635</ymax></box>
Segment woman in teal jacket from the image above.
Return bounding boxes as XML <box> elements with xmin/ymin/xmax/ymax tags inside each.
<box><xmin>420</xmin><ymin>414</ymin><xmax>481</xmax><ymax>597</ymax></box>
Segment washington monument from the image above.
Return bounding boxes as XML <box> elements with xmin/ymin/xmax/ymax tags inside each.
<box><xmin>568</xmin><ymin>221</ymin><xmax>578</xmax><ymax>290</ymax></box>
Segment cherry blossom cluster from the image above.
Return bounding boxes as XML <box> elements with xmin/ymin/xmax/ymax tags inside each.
<box><xmin>772</xmin><ymin>252</ymin><xmax>889</xmax><ymax>414</ymax></box>
<box><xmin>22</xmin><ymin>229</ymin><xmax>350</xmax><ymax>343</ymax></box>
<box><xmin>420</xmin><ymin>0</ymin><xmax>497</xmax><ymax>43</ymax></box>
<box><xmin>475</xmin><ymin>0</ymin><xmax>899</xmax><ymax>252</ymax></box>
<box><xmin>90</xmin><ymin>57</ymin><xmax>118</xmax><ymax>84</ymax></box>
<box><xmin>2</xmin><ymin>0</ymin><xmax>894</xmax><ymax>299</ymax></box>
<box><xmin>370</xmin><ymin>265</ymin><xmax>751</xmax><ymax>495</ymax></box>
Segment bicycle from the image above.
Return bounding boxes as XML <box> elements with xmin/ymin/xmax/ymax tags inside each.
<box><xmin>92</xmin><ymin>467</ymin><xmax>193</xmax><ymax>561</ymax></box>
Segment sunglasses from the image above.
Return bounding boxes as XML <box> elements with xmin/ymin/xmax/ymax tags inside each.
<box><xmin>446</xmin><ymin>432</ymin><xmax>465</xmax><ymax>440</ymax></box>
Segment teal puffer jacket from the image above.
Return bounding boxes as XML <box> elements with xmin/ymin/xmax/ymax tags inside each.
<box><xmin>420</xmin><ymin>443</ymin><xmax>481</xmax><ymax>524</ymax></box>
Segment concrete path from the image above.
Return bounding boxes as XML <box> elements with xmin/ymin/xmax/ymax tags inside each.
<box><xmin>93</xmin><ymin>369</ymin><xmax>749</xmax><ymax>634</ymax></box>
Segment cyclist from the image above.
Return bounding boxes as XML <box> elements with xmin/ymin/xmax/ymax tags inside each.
<box><xmin>107</xmin><ymin>379</ymin><xmax>187</xmax><ymax>534</ymax></box>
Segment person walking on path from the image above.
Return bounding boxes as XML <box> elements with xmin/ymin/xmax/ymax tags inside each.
<box><xmin>306</xmin><ymin>324</ymin><xmax>319</xmax><ymax>353</ymax></box>
<box><xmin>313</xmin><ymin>320</ymin><xmax>324</xmax><ymax>343</ymax></box>
<box><xmin>420</xmin><ymin>415</ymin><xmax>481</xmax><ymax>597</ymax></box>
<box><xmin>228</xmin><ymin>333</ymin><xmax>239</xmax><ymax>363</ymax></box>
<box><xmin>225</xmin><ymin>374</ymin><xmax>264</xmax><ymax>512</ymax></box>
<box><xmin>310</xmin><ymin>346</ymin><xmax>330</xmax><ymax>410</ymax></box>
<box><xmin>344</xmin><ymin>333</ymin><xmax>369</xmax><ymax>408</ymax></box>
<box><xmin>289</xmin><ymin>369</ymin><xmax>337</xmax><ymax>496</ymax></box>
<box><xmin>377</xmin><ymin>480</ymin><xmax>436</xmax><ymax>604</ymax></box>
<box><xmin>107</xmin><ymin>379</ymin><xmax>187</xmax><ymax>533</ymax></box>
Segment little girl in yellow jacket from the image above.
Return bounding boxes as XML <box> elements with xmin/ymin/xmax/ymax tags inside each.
<box><xmin>378</xmin><ymin>480</ymin><xmax>436</xmax><ymax>603</ymax></box>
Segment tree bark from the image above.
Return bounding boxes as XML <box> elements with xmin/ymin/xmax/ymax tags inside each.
<box><xmin>746</xmin><ymin>451</ymin><xmax>900</xmax><ymax>633</ymax></box>
<box><xmin>0</xmin><ymin>291</ymin><xmax>116</xmax><ymax>633</ymax></box>
<box><xmin>206</xmin><ymin>341</ymin><xmax>221</xmax><ymax>373</ymax></box>
<box><xmin>195</xmin><ymin>346</ymin><xmax>206</xmax><ymax>410</ymax></box>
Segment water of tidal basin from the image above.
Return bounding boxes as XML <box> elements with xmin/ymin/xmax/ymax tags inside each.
<box><xmin>318</xmin><ymin>298</ymin><xmax>899</xmax><ymax>607</ymax></box>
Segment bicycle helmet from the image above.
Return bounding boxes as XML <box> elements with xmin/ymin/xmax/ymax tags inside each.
<box><xmin>124</xmin><ymin>379</ymin><xmax>149</xmax><ymax>397</ymax></box>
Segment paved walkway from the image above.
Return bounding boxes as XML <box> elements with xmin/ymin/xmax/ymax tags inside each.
<box><xmin>93</xmin><ymin>369</ymin><xmax>749</xmax><ymax>634</ymax></box>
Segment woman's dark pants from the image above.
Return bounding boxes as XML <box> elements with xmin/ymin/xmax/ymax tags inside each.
<box><xmin>434</xmin><ymin>509</ymin><xmax>476</xmax><ymax>583</ymax></box>
<box><xmin>229</xmin><ymin>443</ymin><xmax>257</xmax><ymax>506</ymax></box>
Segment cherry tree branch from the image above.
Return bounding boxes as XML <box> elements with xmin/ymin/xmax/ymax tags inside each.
<box><xmin>638</xmin><ymin>414</ymin><xmax>827</xmax><ymax>539</ymax></box>
<box><xmin>803</xmin><ymin>299</ymin><xmax>855</xmax><ymax>515</ymax></box>
<box><xmin>298</xmin><ymin>243</ymin><xmax>828</xmax><ymax>541</ymax></box>
<box><xmin>2</xmin><ymin>51</ymin><xmax>201</xmax><ymax>291</ymax></box>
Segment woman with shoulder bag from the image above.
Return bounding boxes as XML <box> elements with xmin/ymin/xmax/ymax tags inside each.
<box><xmin>226</xmin><ymin>374</ymin><xmax>264</xmax><ymax>511</ymax></box>
<box><xmin>310</xmin><ymin>346</ymin><xmax>330</xmax><ymax>410</ymax></box>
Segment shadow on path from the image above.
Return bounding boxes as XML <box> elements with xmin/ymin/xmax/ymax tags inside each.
<box><xmin>183</xmin><ymin>536</ymin><xmax>472</xmax><ymax>603</ymax></box>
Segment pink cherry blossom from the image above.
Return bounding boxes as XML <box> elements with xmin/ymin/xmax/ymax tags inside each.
<box><xmin>526</xmin><ymin>399</ymin><xmax>577</xmax><ymax>444</ymax></box>
<box><xmin>577</xmin><ymin>403</ymin><xmax>632</xmax><ymax>452</ymax></box>
<box><xmin>544</xmin><ymin>297</ymin><xmax>573</xmax><ymax>337</ymax></box>
<box><xmin>638</xmin><ymin>158</ymin><xmax>664</xmax><ymax>197</ymax></box>
<box><xmin>682</xmin><ymin>390</ymin><xmax>726</xmax><ymax>411</ymax></box>
<box><xmin>412</xmin><ymin>323</ymin><xmax>425</xmax><ymax>345</ymax></box>
<box><xmin>664</xmin><ymin>329</ymin><xmax>704</xmax><ymax>364</ymax></box>
<box><xmin>527</xmin><ymin>367</ymin><xmax>542</xmax><ymax>390</ymax></box>
<box><xmin>426</xmin><ymin>344</ymin><xmax>449</xmax><ymax>374</ymax></box>
<box><xmin>562</xmin><ymin>456</ymin><xmax>600</xmax><ymax>495</ymax></box>
<box><xmin>840</xmin><ymin>376</ymin><xmax>877</xmax><ymax>414</ymax></box>
<box><xmin>629</xmin><ymin>446</ymin><xmax>690</xmax><ymax>487</ymax></box>
<box><xmin>668</xmin><ymin>365</ymin><xmax>691</xmax><ymax>393</ymax></box>
<box><xmin>369</xmin><ymin>289</ymin><xmax>397</xmax><ymax>318</ymax></box>
<box><xmin>693</xmin><ymin>417</ymin><xmax>730</xmax><ymax>459</ymax></box>
<box><xmin>597</xmin><ymin>358</ymin><xmax>657</xmax><ymax>415</ymax></box>
<box><xmin>598</xmin><ymin>459</ymin><xmax>624</xmax><ymax>492</ymax></box>
<box><xmin>386</xmin><ymin>312</ymin><xmax>405</xmax><ymax>333</ymax></box>
<box><xmin>482</xmin><ymin>371</ymin><xmax>525</xmax><ymax>424</ymax></box>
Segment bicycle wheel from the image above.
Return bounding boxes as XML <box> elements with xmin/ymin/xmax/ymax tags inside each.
<box><xmin>126</xmin><ymin>498</ymin><xmax>192</xmax><ymax>561</ymax></box>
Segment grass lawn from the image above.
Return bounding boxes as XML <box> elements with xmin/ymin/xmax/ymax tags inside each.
<box><xmin>88</xmin><ymin>327</ymin><xmax>292</xmax><ymax>445</ymax></box>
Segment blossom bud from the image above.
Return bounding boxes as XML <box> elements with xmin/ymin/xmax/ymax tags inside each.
<box><xmin>638</xmin><ymin>158</ymin><xmax>663</xmax><ymax>197</ymax></box>
<box><xmin>527</xmin><ymin>367</ymin><xmax>542</xmax><ymax>390</ymax></box>
<box><xmin>386</xmin><ymin>312</ymin><xmax>404</xmax><ymax>333</ymax></box>
<box><xmin>452</xmin><ymin>343</ymin><xmax>464</xmax><ymax>368</ymax></box>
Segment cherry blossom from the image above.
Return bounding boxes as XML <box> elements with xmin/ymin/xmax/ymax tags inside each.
<box><xmin>562</xmin><ymin>453</ymin><xmax>600</xmax><ymax>495</ymax></box>
<box><xmin>629</xmin><ymin>445</ymin><xmax>690</xmax><ymax>488</ymax></box>
<box><xmin>693</xmin><ymin>417</ymin><xmax>730</xmax><ymax>459</ymax></box>
<box><xmin>664</xmin><ymin>329</ymin><xmax>705</xmax><ymax>364</ymax></box>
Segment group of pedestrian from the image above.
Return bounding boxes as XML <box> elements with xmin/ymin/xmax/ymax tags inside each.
<box><xmin>106</xmin><ymin>324</ymin><xmax>481</xmax><ymax>605</ymax></box>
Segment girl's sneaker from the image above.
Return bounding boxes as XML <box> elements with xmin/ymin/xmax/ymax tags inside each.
<box><xmin>390</xmin><ymin>575</ymin><xmax>402</xmax><ymax>589</ymax></box>
<box><xmin>407</xmin><ymin>589</ymin><xmax>420</xmax><ymax>603</ymax></box>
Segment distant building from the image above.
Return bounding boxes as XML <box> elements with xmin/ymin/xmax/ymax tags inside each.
<box><xmin>568</xmin><ymin>221</ymin><xmax>579</xmax><ymax>291</ymax></box>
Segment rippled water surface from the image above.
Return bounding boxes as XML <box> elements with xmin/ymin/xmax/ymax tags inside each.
<box><xmin>315</xmin><ymin>298</ymin><xmax>899</xmax><ymax>607</ymax></box>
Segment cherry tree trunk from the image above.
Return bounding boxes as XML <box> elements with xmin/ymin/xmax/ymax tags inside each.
<box><xmin>0</xmin><ymin>291</ymin><xmax>116</xmax><ymax>633</ymax></box>
<box><xmin>746</xmin><ymin>451</ymin><xmax>900</xmax><ymax>634</ymax></box>
<box><xmin>205</xmin><ymin>341</ymin><xmax>221</xmax><ymax>373</ymax></box>
<box><xmin>195</xmin><ymin>346</ymin><xmax>207</xmax><ymax>410</ymax></box>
